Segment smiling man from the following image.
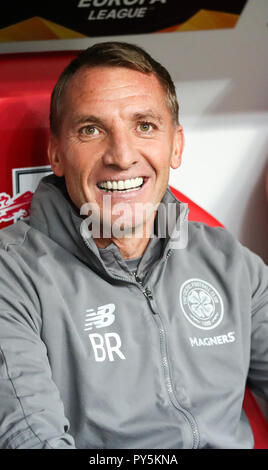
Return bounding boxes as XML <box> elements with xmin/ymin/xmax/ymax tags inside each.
<box><xmin>48</xmin><ymin>51</ymin><xmax>184</xmax><ymax>257</ymax></box>
<box><xmin>0</xmin><ymin>42</ymin><xmax>267</xmax><ymax>450</ymax></box>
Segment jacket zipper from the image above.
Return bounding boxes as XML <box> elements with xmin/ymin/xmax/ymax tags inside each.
<box><xmin>133</xmin><ymin>270</ymin><xmax>200</xmax><ymax>449</ymax></box>
<box><xmin>155</xmin><ymin>314</ymin><xmax>200</xmax><ymax>449</ymax></box>
<box><xmin>82</xmin><ymin>237</ymin><xmax>200</xmax><ymax>449</ymax></box>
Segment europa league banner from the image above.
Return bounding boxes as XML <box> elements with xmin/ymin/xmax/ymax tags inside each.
<box><xmin>0</xmin><ymin>0</ymin><xmax>247</xmax><ymax>51</ymax></box>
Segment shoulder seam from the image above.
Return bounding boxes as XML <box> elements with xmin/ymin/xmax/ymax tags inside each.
<box><xmin>0</xmin><ymin>225</ymin><xmax>30</xmax><ymax>251</ymax></box>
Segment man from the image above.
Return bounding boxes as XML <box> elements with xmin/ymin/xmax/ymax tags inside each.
<box><xmin>0</xmin><ymin>42</ymin><xmax>267</xmax><ymax>449</ymax></box>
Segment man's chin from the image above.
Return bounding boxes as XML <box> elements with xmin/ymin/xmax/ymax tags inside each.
<box><xmin>100</xmin><ymin>215</ymin><xmax>154</xmax><ymax>239</ymax></box>
<box><xmin>80</xmin><ymin>196</ymin><xmax>158</xmax><ymax>240</ymax></box>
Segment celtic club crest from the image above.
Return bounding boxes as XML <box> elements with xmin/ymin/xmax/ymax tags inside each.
<box><xmin>179</xmin><ymin>278</ymin><xmax>224</xmax><ymax>330</ymax></box>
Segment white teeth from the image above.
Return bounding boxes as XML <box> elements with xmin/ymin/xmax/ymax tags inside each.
<box><xmin>98</xmin><ymin>177</ymin><xmax>144</xmax><ymax>192</ymax></box>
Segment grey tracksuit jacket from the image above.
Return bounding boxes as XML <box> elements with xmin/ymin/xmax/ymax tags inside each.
<box><xmin>0</xmin><ymin>174</ymin><xmax>267</xmax><ymax>449</ymax></box>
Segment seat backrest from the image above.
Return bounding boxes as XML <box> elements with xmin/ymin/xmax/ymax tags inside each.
<box><xmin>169</xmin><ymin>187</ymin><xmax>224</xmax><ymax>228</ymax></box>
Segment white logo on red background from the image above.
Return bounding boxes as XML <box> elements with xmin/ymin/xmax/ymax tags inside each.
<box><xmin>0</xmin><ymin>191</ymin><xmax>33</xmax><ymax>223</ymax></box>
<box><xmin>0</xmin><ymin>165</ymin><xmax>52</xmax><ymax>225</ymax></box>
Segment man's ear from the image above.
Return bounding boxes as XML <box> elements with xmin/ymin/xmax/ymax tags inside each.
<box><xmin>48</xmin><ymin>133</ymin><xmax>64</xmax><ymax>177</ymax></box>
<box><xmin>170</xmin><ymin>125</ymin><xmax>184</xmax><ymax>170</ymax></box>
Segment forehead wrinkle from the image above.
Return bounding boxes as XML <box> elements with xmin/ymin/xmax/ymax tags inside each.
<box><xmin>80</xmin><ymin>89</ymin><xmax>154</xmax><ymax>103</ymax></box>
<box><xmin>69</xmin><ymin>89</ymin><xmax>155</xmax><ymax>110</ymax></box>
<box><xmin>71</xmin><ymin>74</ymin><xmax>162</xmax><ymax>102</ymax></box>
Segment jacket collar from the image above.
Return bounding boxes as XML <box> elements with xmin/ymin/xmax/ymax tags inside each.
<box><xmin>29</xmin><ymin>174</ymin><xmax>188</xmax><ymax>280</ymax></box>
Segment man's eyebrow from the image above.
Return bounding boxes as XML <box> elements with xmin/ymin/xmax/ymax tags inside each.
<box><xmin>132</xmin><ymin>111</ymin><xmax>164</xmax><ymax>124</ymax></box>
<box><xmin>72</xmin><ymin>115</ymin><xmax>105</xmax><ymax>127</ymax></box>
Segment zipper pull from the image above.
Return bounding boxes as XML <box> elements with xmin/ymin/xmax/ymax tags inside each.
<box><xmin>133</xmin><ymin>272</ymin><xmax>154</xmax><ymax>302</ymax></box>
<box><xmin>165</xmin><ymin>249</ymin><xmax>172</xmax><ymax>260</ymax></box>
<box><xmin>134</xmin><ymin>271</ymin><xmax>143</xmax><ymax>285</ymax></box>
<box><xmin>143</xmin><ymin>287</ymin><xmax>153</xmax><ymax>301</ymax></box>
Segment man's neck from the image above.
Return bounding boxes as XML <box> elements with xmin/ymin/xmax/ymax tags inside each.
<box><xmin>94</xmin><ymin>234</ymin><xmax>151</xmax><ymax>259</ymax></box>
<box><xmin>94</xmin><ymin>217</ymin><xmax>155</xmax><ymax>259</ymax></box>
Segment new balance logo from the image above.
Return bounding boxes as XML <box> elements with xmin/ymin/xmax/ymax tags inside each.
<box><xmin>84</xmin><ymin>303</ymin><xmax>125</xmax><ymax>362</ymax></box>
<box><xmin>84</xmin><ymin>303</ymin><xmax>115</xmax><ymax>331</ymax></box>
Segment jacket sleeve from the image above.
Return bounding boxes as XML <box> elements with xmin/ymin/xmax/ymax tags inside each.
<box><xmin>0</xmin><ymin>248</ymin><xmax>76</xmax><ymax>449</ymax></box>
<box><xmin>243</xmin><ymin>246</ymin><xmax>268</xmax><ymax>403</ymax></box>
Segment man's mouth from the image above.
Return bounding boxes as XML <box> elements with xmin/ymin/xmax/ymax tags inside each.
<box><xmin>97</xmin><ymin>177</ymin><xmax>145</xmax><ymax>193</ymax></box>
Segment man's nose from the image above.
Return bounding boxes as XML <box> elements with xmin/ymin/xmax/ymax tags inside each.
<box><xmin>102</xmin><ymin>129</ymin><xmax>138</xmax><ymax>170</ymax></box>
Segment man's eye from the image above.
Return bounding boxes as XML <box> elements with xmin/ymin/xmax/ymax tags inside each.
<box><xmin>80</xmin><ymin>126</ymin><xmax>99</xmax><ymax>136</ymax></box>
<box><xmin>137</xmin><ymin>122</ymin><xmax>154</xmax><ymax>133</ymax></box>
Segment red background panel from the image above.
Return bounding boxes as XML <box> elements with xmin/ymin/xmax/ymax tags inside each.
<box><xmin>0</xmin><ymin>51</ymin><xmax>78</xmax><ymax>191</ymax></box>
<box><xmin>0</xmin><ymin>51</ymin><xmax>78</xmax><ymax>229</ymax></box>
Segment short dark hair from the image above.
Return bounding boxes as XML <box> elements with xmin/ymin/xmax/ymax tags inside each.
<box><xmin>50</xmin><ymin>41</ymin><xmax>179</xmax><ymax>135</ymax></box>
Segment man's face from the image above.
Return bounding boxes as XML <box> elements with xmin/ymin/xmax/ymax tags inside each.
<box><xmin>48</xmin><ymin>66</ymin><xmax>184</xmax><ymax>234</ymax></box>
